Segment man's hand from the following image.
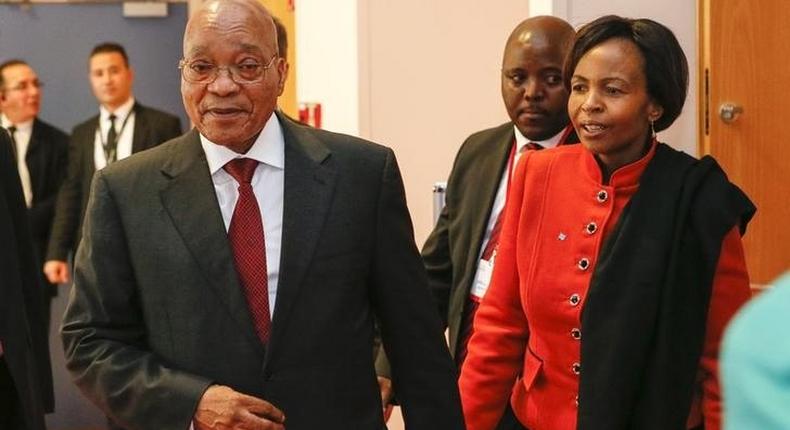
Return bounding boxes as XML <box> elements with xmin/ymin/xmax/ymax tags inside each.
<box><xmin>44</xmin><ymin>260</ymin><xmax>70</xmax><ymax>284</ymax></box>
<box><xmin>194</xmin><ymin>385</ymin><xmax>286</xmax><ymax>430</ymax></box>
<box><xmin>377</xmin><ymin>376</ymin><xmax>394</xmax><ymax>422</ymax></box>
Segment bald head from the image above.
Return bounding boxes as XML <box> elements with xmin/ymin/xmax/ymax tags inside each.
<box><xmin>501</xmin><ymin>16</ymin><xmax>575</xmax><ymax>141</ymax></box>
<box><xmin>504</xmin><ymin>16</ymin><xmax>575</xmax><ymax>58</ymax></box>
<box><xmin>184</xmin><ymin>0</ymin><xmax>278</xmax><ymax>57</ymax></box>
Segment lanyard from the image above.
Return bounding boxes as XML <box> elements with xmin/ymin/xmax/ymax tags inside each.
<box><xmin>97</xmin><ymin>111</ymin><xmax>133</xmax><ymax>150</ymax></box>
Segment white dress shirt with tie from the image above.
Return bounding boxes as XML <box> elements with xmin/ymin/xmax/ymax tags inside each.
<box><xmin>199</xmin><ymin>113</ymin><xmax>284</xmax><ymax>319</ymax></box>
<box><xmin>1</xmin><ymin>114</ymin><xmax>34</xmax><ymax>208</ymax></box>
<box><xmin>94</xmin><ymin>97</ymin><xmax>136</xmax><ymax>169</ymax></box>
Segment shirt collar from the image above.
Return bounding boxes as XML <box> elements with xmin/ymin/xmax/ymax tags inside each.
<box><xmin>100</xmin><ymin>97</ymin><xmax>135</xmax><ymax>122</ymax></box>
<box><xmin>1</xmin><ymin>114</ymin><xmax>34</xmax><ymax>133</ymax></box>
<box><xmin>513</xmin><ymin>125</ymin><xmax>568</xmax><ymax>151</ymax></box>
<box><xmin>200</xmin><ymin>113</ymin><xmax>285</xmax><ymax>176</ymax></box>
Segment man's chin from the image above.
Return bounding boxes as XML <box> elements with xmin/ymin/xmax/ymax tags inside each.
<box><xmin>517</xmin><ymin>122</ymin><xmax>566</xmax><ymax>142</ymax></box>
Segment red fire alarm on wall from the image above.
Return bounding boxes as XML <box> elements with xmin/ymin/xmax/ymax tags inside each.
<box><xmin>298</xmin><ymin>102</ymin><xmax>322</xmax><ymax>129</ymax></box>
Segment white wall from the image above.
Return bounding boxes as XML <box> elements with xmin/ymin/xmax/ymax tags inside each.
<box><xmin>296</xmin><ymin>0</ymin><xmax>360</xmax><ymax>135</ymax></box>
<box><xmin>362</xmin><ymin>0</ymin><xmax>531</xmax><ymax>245</ymax></box>
<box><xmin>297</xmin><ymin>0</ymin><xmax>697</xmax><ymax>244</ymax></box>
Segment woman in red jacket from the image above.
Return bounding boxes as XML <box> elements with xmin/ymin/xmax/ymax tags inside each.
<box><xmin>458</xmin><ymin>15</ymin><xmax>754</xmax><ymax>430</ymax></box>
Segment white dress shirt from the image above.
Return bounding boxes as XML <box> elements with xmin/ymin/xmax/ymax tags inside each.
<box><xmin>469</xmin><ymin>126</ymin><xmax>567</xmax><ymax>299</ymax></box>
<box><xmin>1</xmin><ymin>114</ymin><xmax>34</xmax><ymax>208</ymax></box>
<box><xmin>200</xmin><ymin>114</ymin><xmax>284</xmax><ymax>318</ymax></box>
<box><xmin>94</xmin><ymin>97</ymin><xmax>136</xmax><ymax>169</ymax></box>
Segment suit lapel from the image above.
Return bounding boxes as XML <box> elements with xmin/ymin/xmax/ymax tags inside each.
<box><xmin>159</xmin><ymin>131</ymin><xmax>263</xmax><ymax>352</ymax></box>
<box><xmin>24</xmin><ymin>120</ymin><xmax>44</xmax><ymax>196</ymax></box>
<box><xmin>267</xmin><ymin>113</ymin><xmax>336</xmax><ymax>358</ymax></box>
<box><xmin>130</xmin><ymin>103</ymin><xmax>150</xmax><ymax>154</ymax></box>
<box><xmin>465</xmin><ymin>123</ymin><xmax>515</xmax><ymax>271</ymax></box>
<box><xmin>82</xmin><ymin>116</ymin><xmax>100</xmax><ymax>177</ymax></box>
<box><xmin>25</xmin><ymin>119</ymin><xmax>43</xmax><ymax>160</ymax></box>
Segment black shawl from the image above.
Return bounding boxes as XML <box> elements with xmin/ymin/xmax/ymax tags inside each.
<box><xmin>578</xmin><ymin>143</ymin><xmax>755</xmax><ymax>429</ymax></box>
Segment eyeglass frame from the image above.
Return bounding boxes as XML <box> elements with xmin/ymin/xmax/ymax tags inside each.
<box><xmin>178</xmin><ymin>54</ymin><xmax>280</xmax><ymax>85</ymax></box>
<box><xmin>2</xmin><ymin>80</ymin><xmax>45</xmax><ymax>93</ymax></box>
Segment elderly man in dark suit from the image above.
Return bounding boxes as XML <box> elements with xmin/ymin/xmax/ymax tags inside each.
<box><xmin>0</xmin><ymin>128</ymin><xmax>53</xmax><ymax>430</ymax></box>
<box><xmin>44</xmin><ymin>42</ymin><xmax>182</xmax><ymax>285</ymax></box>
<box><xmin>376</xmin><ymin>15</ymin><xmax>577</xmax><ymax>427</ymax></box>
<box><xmin>1</xmin><ymin>59</ymin><xmax>69</xmax><ymax>329</ymax></box>
<box><xmin>61</xmin><ymin>1</ymin><xmax>463</xmax><ymax>429</ymax></box>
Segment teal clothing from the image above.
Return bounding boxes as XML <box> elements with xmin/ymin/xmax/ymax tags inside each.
<box><xmin>722</xmin><ymin>271</ymin><xmax>790</xmax><ymax>429</ymax></box>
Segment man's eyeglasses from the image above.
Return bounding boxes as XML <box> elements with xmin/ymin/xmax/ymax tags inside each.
<box><xmin>178</xmin><ymin>54</ymin><xmax>279</xmax><ymax>84</ymax></box>
<box><xmin>3</xmin><ymin>80</ymin><xmax>44</xmax><ymax>93</ymax></box>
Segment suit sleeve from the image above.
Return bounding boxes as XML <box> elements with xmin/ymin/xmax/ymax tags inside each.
<box><xmin>368</xmin><ymin>149</ymin><xmax>465</xmax><ymax>429</ymax></box>
<box><xmin>0</xmin><ymin>129</ymin><xmax>53</xmax><ymax>413</ymax></box>
<box><xmin>458</xmin><ymin>152</ymin><xmax>532</xmax><ymax>430</ymax></box>
<box><xmin>28</xmin><ymin>129</ymin><xmax>69</xmax><ymax>248</ymax></box>
<box><xmin>46</xmin><ymin>131</ymin><xmax>86</xmax><ymax>261</ymax></box>
<box><xmin>693</xmin><ymin>226</ymin><xmax>751</xmax><ymax>430</ymax></box>
<box><xmin>375</xmin><ymin>161</ymin><xmax>454</xmax><ymax>381</ymax></box>
<box><xmin>61</xmin><ymin>170</ymin><xmax>212</xmax><ymax>430</ymax></box>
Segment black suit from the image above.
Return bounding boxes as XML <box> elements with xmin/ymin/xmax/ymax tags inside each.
<box><xmin>61</xmin><ymin>113</ymin><xmax>463</xmax><ymax>430</ymax></box>
<box><xmin>46</xmin><ymin>102</ymin><xmax>182</xmax><ymax>262</ymax></box>
<box><xmin>0</xmin><ymin>128</ymin><xmax>54</xmax><ymax>430</ymax></box>
<box><xmin>23</xmin><ymin>119</ymin><xmax>69</xmax><ymax>294</ymax></box>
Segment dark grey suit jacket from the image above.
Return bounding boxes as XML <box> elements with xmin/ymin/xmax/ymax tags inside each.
<box><xmin>61</xmin><ymin>113</ymin><xmax>463</xmax><ymax>430</ymax></box>
<box><xmin>25</xmin><ymin>119</ymin><xmax>69</xmax><ymax>293</ymax></box>
<box><xmin>46</xmin><ymin>102</ymin><xmax>181</xmax><ymax>262</ymax></box>
<box><xmin>0</xmin><ymin>128</ymin><xmax>53</xmax><ymax>428</ymax></box>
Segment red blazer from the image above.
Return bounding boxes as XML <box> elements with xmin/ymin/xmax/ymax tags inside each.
<box><xmin>458</xmin><ymin>143</ymin><xmax>750</xmax><ymax>430</ymax></box>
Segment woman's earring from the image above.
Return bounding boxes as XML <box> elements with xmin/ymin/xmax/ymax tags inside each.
<box><xmin>650</xmin><ymin>119</ymin><xmax>656</xmax><ymax>139</ymax></box>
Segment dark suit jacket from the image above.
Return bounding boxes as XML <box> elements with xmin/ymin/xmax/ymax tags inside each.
<box><xmin>46</xmin><ymin>102</ymin><xmax>182</xmax><ymax>262</ymax></box>
<box><xmin>0</xmin><ymin>128</ymin><xmax>54</xmax><ymax>428</ymax></box>
<box><xmin>24</xmin><ymin>119</ymin><xmax>69</xmax><ymax>293</ymax></box>
<box><xmin>61</xmin><ymin>113</ymin><xmax>464</xmax><ymax>430</ymax></box>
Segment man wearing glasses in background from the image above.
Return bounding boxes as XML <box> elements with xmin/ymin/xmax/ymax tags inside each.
<box><xmin>44</xmin><ymin>42</ymin><xmax>181</xmax><ymax>287</ymax></box>
<box><xmin>1</xmin><ymin>59</ymin><xmax>68</xmax><ymax>336</ymax></box>
<box><xmin>60</xmin><ymin>1</ymin><xmax>463</xmax><ymax>429</ymax></box>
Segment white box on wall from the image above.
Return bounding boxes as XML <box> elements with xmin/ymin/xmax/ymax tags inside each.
<box><xmin>123</xmin><ymin>2</ymin><xmax>168</xmax><ymax>18</ymax></box>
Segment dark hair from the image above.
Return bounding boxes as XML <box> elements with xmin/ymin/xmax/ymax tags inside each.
<box><xmin>90</xmin><ymin>42</ymin><xmax>130</xmax><ymax>67</ymax></box>
<box><xmin>272</xmin><ymin>15</ymin><xmax>288</xmax><ymax>59</ymax></box>
<box><xmin>0</xmin><ymin>59</ymin><xmax>29</xmax><ymax>90</ymax></box>
<box><xmin>564</xmin><ymin>15</ymin><xmax>688</xmax><ymax>132</ymax></box>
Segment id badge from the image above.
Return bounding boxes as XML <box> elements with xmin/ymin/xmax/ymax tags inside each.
<box><xmin>470</xmin><ymin>257</ymin><xmax>495</xmax><ymax>299</ymax></box>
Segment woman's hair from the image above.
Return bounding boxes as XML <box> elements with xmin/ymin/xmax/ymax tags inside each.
<box><xmin>564</xmin><ymin>15</ymin><xmax>688</xmax><ymax>132</ymax></box>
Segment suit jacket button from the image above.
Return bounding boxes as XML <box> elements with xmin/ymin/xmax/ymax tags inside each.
<box><xmin>571</xmin><ymin>328</ymin><xmax>581</xmax><ymax>340</ymax></box>
<box><xmin>585</xmin><ymin>222</ymin><xmax>598</xmax><ymax>235</ymax></box>
<box><xmin>569</xmin><ymin>294</ymin><xmax>581</xmax><ymax>306</ymax></box>
<box><xmin>596</xmin><ymin>190</ymin><xmax>608</xmax><ymax>203</ymax></box>
<box><xmin>577</xmin><ymin>258</ymin><xmax>590</xmax><ymax>271</ymax></box>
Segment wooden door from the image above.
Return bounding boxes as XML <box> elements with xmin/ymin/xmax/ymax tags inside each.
<box><xmin>700</xmin><ymin>0</ymin><xmax>790</xmax><ymax>285</ymax></box>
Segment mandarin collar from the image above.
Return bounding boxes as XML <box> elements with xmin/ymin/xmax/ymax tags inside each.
<box><xmin>581</xmin><ymin>139</ymin><xmax>658</xmax><ymax>188</ymax></box>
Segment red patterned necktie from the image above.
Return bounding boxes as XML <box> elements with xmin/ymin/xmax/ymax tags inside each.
<box><xmin>224</xmin><ymin>158</ymin><xmax>271</xmax><ymax>345</ymax></box>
